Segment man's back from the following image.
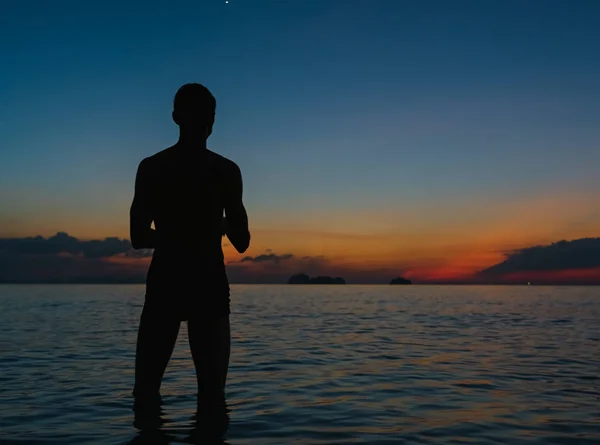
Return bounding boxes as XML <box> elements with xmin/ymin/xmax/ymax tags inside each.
<box><xmin>141</xmin><ymin>146</ymin><xmax>236</xmax><ymax>261</ymax></box>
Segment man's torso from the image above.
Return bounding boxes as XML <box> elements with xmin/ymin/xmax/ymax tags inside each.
<box><xmin>142</xmin><ymin>146</ymin><xmax>237</xmax><ymax>302</ymax></box>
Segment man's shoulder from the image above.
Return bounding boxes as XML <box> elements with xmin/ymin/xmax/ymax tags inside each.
<box><xmin>146</xmin><ymin>146</ymin><xmax>177</xmax><ymax>163</ymax></box>
<box><xmin>206</xmin><ymin>149</ymin><xmax>241</xmax><ymax>175</ymax></box>
<box><xmin>138</xmin><ymin>146</ymin><xmax>177</xmax><ymax>170</ymax></box>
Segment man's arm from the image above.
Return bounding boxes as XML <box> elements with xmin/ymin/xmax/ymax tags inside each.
<box><xmin>224</xmin><ymin>163</ymin><xmax>250</xmax><ymax>254</ymax></box>
<box><xmin>130</xmin><ymin>158</ymin><xmax>157</xmax><ymax>249</ymax></box>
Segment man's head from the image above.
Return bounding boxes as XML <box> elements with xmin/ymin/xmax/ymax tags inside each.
<box><xmin>172</xmin><ymin>83</ymin><xmax>216</xmax><ymax>138</ymax></box>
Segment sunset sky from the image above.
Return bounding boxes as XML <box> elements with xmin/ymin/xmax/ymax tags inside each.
<box><xmin>1</xmin><ymin>0</ymin><xmax>599</xmax><ymax>284</ymax></box>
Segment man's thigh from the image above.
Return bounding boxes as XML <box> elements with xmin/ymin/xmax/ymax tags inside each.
<box><xmin>187</xmin><ymin>315</ymin><xmax>231</xmax><ymax>394</ymax></box>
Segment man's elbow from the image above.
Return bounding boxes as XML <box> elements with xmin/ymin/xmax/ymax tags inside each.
<box><xmin>231</xmin><ymin>231</ymin><xmax>251</xmax><ymax>254</ymax></box>
<box><xmin>130</xmin><ymin>229</ymin><xmax>146</xmax><ymax>250</ymax></box>
<box><xmin>236</xmin><ymin>242</ymin><xmax>250</xmax><ymax>254</ymax></box>
<box><xmin>235</xmin><ymin>239</ymin><xmax>250</xmax><ymax>254</ymax></box>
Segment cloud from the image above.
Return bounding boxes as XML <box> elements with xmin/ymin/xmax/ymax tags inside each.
<box><xmin>226</xmin><ymin>252</ymin><xmax>403</xmax><ymax>284</ymax></box>
<box><xmin>239</xmin><ymin>253</ymin><xmax>294</xmax><ymax>264</ymax></box>
<box><xmin>0</xmin><ymin>232</ymin><xmax>150</xmax><ymax>283</ymax></box>
<box><xmin>226</xmin><ymin>252</ymin><xmax>329</xmax><ymax>283</ymax></box>
<box><xmin>476</xmin><ymin>238</ymin><xmax>600</xmax><ymax>281</ymax></box>
<box><xmin>0</xmin><ymin>252</ymin><xmax>148</xmax><ymax>283</ymax></box>
<box><xmin>0</xmin><ymin>231</ymin><xmax>149</xmax><ymax>258</ymax></box>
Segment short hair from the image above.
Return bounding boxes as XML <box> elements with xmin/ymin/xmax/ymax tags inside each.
<box><xmin>173</xmin><ymin>83</ymin><xmax>216</xmax><ymax>122</ymax></box>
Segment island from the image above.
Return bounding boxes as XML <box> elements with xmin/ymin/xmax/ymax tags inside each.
<box><xmin>390</xmin><ymin>277</ymin><xmax>412</xmax><ymax>285</ymax></box>
<box><xmin>288</xmin><ymin>273</ymin><xmax>346</xmax><ymax>284</ymax></box>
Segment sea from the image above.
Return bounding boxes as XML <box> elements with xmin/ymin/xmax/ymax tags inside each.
<box><xmin>1</xmin><ymin>284</ymin><xmax>599</xmax><ymax>445</ymax></box>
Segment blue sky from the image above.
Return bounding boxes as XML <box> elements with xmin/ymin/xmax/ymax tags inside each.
<box><xmin>1</xmin><ymin>0</ymin><xmax>599</xmax><ymax>282</ymax></box>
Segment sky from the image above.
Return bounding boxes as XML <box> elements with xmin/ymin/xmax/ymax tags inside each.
<box><xmin>1</xmin><ymin>0</ymin><xmax>599</xmax><ymax>284</ymax></box>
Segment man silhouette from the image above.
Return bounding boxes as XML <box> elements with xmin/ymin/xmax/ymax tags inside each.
<box><xmin>130</xmin><ymin>83</ymin><xmax>250</xmax><ymax>415</ymax></box>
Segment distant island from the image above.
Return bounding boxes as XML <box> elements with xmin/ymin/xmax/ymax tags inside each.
<box><xmin>390</xmin><ymin>277</ymin><xmax>412</xmax><ymax>285</ymax></box>
<box><xmin>288</xmin><ymin>273</ymin><xmax>346</xmax><ymax>284</ymax></box>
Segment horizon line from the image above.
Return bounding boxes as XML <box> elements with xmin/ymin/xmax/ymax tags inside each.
<box><xmin>1</xmin><ymin>282</ymin><xmax>598</xmax><ymax>286</ymax></box>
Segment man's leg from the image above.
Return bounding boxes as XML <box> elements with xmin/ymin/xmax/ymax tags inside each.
<box><xmin>187</xmin><ymin>315</ymin><xmax>231</xmax><ymax>408</ymax></box>
<box><xmin>133</xmin><ymin>302</ymin><xmax>181</xmax><ymax>400</ymax></box>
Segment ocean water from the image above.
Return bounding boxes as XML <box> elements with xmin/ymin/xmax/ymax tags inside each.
<box><xmin>1</xmin><ymin>284</ymin><xmax>599</xmax><ymax>445</ymax></box>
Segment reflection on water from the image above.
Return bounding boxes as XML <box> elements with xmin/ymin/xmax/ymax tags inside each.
<box><xmin>1</xmin><ymin>284</ymin><xmax>599</xmax><ymax>444</ymax></box>
<box><xmin>129</xmin><ymin>397</ymin><xmax>229</xmax><ymax>444</ymax></box>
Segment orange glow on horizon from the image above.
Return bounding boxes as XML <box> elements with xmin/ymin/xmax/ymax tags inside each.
<box><xmin>1</xmin><ymin>187</ymin><xmax>598</xmax><ymax>283</ymax></box>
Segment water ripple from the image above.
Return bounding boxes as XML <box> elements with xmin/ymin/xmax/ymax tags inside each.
<box><xmin>1</xmin><ymin>284</ymin><xmax>599</xmax><ymax>444</ymax></box>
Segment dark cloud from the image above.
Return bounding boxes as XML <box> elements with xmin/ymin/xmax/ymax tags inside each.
<box><xmin>239</xmin><ymin>253</ymin><xmax>294</xmax><ymax>264</ymax></box>
<box><xmin>0</xmin><ymin>252</ymin><xmax>147</xmax><ymax>283</ymax></box>
<box><xmin>0</xmin><ymin>232</ymin><xmax>150</xmax><ymax>283</ymax></box>
<box><xmin>226</xmin><ymin>252</ymin><xmax>401</xmax><ymax>284</ymax></box>
<box><xmin>0</xmin><ymin>232</ymin><xmax>148</xmax><ymax>258</ymax></box>
<box><xmin>227</xmin><ymin>253</ymin><xmax>327</xmax><ymax>283</ymax></box>
<box><xmin>477</xmin><ymin>238</ymin><xmax>600</xmax><ymax>277</ymax></box>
